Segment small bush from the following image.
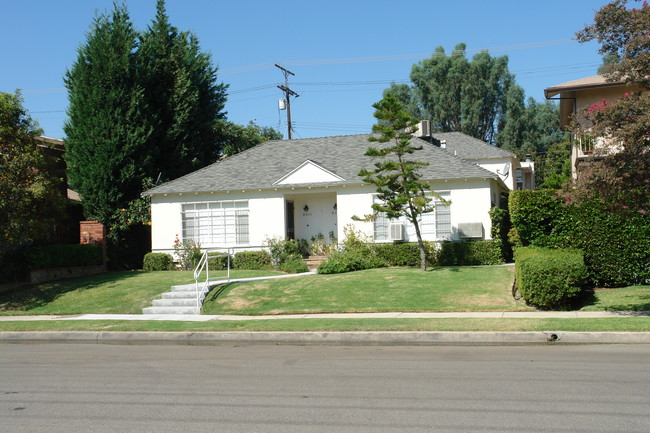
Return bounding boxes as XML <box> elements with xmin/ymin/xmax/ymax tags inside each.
<box><xmin>265</xmin><ymin>237</ymin><xmax>304</xmax><ymax>267</ymax></box>
<box><xmin>279</xmin><ymin>258</ymin><xmax>309</xmax><ymax>274</ymax></box>
<box><xmin>207</xmin><ymin>254</ymin><xmax>230</xmax><ymax>271</ymax></box>
<box><xmin>173</xmin><ymin>236</ymin><xmax>202</xmax><ymax>271</ymax></box>
<box><xmin>233</xmin><ymin>250</ymin><xmax>272</xmax><ymax>270</ymax></box>
<box><xmin>142</xmin><ymin>253</ymin><xmax>173</xmax><ymax>271</ymax></box>
<box><xmin>318</xmin><ymin>226</ymin><xmax>387</xmax><ymax>274</ymax></box>
<box><xmin>514</xmin><ymin>246</ymin><xmax>586</xmax><ymax>310</ymax></box>
<box><xmin>24</xmin><ymin>244</ymin><xmax>103</xmax><ymax>269</ymax></box>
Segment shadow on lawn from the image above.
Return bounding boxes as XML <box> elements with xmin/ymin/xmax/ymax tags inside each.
<box><xmin>579</xmin><ymin>288</ymin><xmax>650</xmax><ymax>312</ymax></box>
<box><xmin>0</xmin><ymin>271</ymin><xmax>142</xmax><ymax>312</ymax></box>
<box><xmin>203</xmin><ymin>283</ymin><xmax>232</xmax><ymax>303</ymax></box>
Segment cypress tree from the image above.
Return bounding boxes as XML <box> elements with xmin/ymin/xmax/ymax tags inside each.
<box><xmin>64</xmin><ymin>4</ymin><xmax>153</xmax><ymax>223</ymax></box>
<box><xmin>138</xmin><ymin>0</ymin><xmax>228</xmax><ymax>180</ymax></box>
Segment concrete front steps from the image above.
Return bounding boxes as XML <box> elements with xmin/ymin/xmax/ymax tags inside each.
<box><xmin>142</xmin><ymin>283</ymin><xmax>201</xmax><ymax>315</ymax></box>
<box><xmin>143</xmin><ymin>272</ymin><xmax>317</xmax><ymax>316</ymax></box>
<box><xmin>303</xmin><ymin>255</ymin><xmax>327</xmax><ymax>271</ymax></box>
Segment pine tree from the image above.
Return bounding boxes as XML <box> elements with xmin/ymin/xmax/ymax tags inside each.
<box><xmin>359</xmin><ymin>94</ymin><xmax>440</xmax><ymax>271</ymax></box>
<box><xmin>64</xmin><ymin>3</ymin><xmax>153</xmax><ymax>223</ymax></box>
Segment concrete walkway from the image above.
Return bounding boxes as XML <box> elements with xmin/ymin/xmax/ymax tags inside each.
<box><xmin>1</xmin><ymin>310</ymin><xmax>649</xmax><ymax>322</ymax></box>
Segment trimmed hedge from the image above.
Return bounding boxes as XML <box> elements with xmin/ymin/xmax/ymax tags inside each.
<box><xmin>438</xmin><ymin>240</ymin><xmax>505</xmax><ymax>266</ymax></box>
<box><xmin>318</xmin><ymin>240</ymin><xmax>506</xmax><ymax>274</ymax></box>
<box><xmin>372</xmin><ymin>242</ymin><xmax>437</xmax><ymax>267</ymax></box>
<box><xmin>514</xmin><ymin>247</ymin><xmax>587</xmax><ymax>310</ymax></box>
<box><xmin>143</xmin><ymin>253</ymin><xmax>173</xmax><ymax>271</ymax></box>
<box><xmin>317</xmin><ymin>249</ymin><xmax>387</xmax><ymax>274</ymax></box>
<box><xmin>232</xmin><ymin>250</ymin><xmax>272</xmax><ymax>270</ymax></box>
<box><xmin>24</xmin><ymin>244</ymin><xmax>103</xmax><ymax>269</ymax></box>
<box><xmin>509</xmin><ymin>190</ymin><xmax>649</xmax><ymax>286</ymax></box>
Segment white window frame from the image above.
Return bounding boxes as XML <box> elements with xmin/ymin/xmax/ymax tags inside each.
<box><xmin>372</xmin><ymin>192</ymin><xmax>451</xmax><ymax>242</ymax></box>
<box><xmin>181</xmin><ymin>200</ymin><xmax>249</xmax><ymax>247</ymax></box>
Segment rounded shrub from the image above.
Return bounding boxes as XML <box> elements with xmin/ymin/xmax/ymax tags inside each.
<box><xmin>514</xmin><ymin>247</ymin><xmax>587</xmax><ymax>310</ymax></box>
<box><xmin>142</xmin><ymin>252</ymin><xmax>173</xmax><ymax>271</ymax></box>
<box><xmin>233</xmin><ymin>250</ymin><xmax>272</xmax><ymax>270</ymax></box>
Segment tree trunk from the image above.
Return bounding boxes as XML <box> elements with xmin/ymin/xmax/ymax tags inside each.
<box><xmin>410</xmin><ymin>210</ymin><xmax>428</xmax><ymax>272</ymax></box>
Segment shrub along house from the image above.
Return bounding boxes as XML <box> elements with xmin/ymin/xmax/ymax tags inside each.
<box><xmin>144</xmin><ymin>132</ymin><xmax>533</xmax><ymax>256</ymax></box>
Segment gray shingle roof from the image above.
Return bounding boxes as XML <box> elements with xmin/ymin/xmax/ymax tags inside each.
<box><xmin>145</xmin><ymin>133</ymin><xmax>503</xmax><ymax>195</ymax></box>
<box><xmin>430</xmin><ymin>132</ymin><xmax>516</xmax><ymax>160</ymax></box>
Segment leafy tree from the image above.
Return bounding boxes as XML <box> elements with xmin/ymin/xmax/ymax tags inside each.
<box><xmin>498</xmin><ymin>95</ymin><xmax>567</xmax><ymax>157</ymax></box>
<box><xmin>358</xmin><ymin>94</ymin><xmax>439</xmax><ymax>271</ymax></box>
<box><xmin>578</xmin><ymin>0</ymin><xmax>650</xmax><ymax>88</ymax></box>
<box><xmin>64</xmin><ymin>3</ymin><xmax>153</xmax><ymax>223</ymax></box>
<box><xmin>535</xmin><ymin>139</ymin><xmax>572</xmax><ymax>189</ymax></box>
<box><xmin>137</xmin><ymin>0</ymin><xmax>228</xmax><ymax>179</ymax></box>
<box><xmin>386</xmin><ymin>43</ymin><xmax>517</xmax><ymax>145</ymax></box>
<box><xmin>386</xmin><ymin>43</ymin><xmax>568</xmax><ymax>156</ymax></box>
<box><xmin>0</xmin><ymin>92</ymin><xmax>64</xmax><ymax>259</ymax></box>
<box><xmin>572</xmin><ymin>0</ymin><xmax>650</xmax><ymax>213</ymax></box>
<box><xmin>218</xmin><ymin>121</ymin><xmax>284</xmax><ymax>157</ymax></box>
<box><xmin>597</xmin><ymin>52</ymin><xmax>621</xmax><ymax>74</ymax></box>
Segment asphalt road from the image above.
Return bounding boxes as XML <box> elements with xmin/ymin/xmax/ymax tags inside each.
<box><xmin>1</xmin><ymin>343</ymin><xmax>649</xmax><ymax>432</ymax></box>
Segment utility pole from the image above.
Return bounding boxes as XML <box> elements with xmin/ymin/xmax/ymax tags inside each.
<box><xmin>275</xmin><ymin>64</ymin><xmax>298</xmax><ymax>139</ymax></box>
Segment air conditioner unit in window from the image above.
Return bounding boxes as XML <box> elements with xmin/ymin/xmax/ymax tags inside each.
<box><xmin>389</xmin><ymin>223</ymin><xmax>404</xmax><ymax>241</ymax></box>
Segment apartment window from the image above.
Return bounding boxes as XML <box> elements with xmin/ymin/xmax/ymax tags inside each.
<box><xmin>181</xmin><ymin>200</ymin><xmax>249</xmax><ymax>246</ymax></box>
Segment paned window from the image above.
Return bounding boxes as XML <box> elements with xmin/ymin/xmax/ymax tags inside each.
<box><xmin>181</xmin><ymin>201</ymin><xmax>249</xmax><ymax>246</ymax></box>
<box><xmin>373</xmin><ymin>192</ymin><xmax>451</xmax><ymax>241</ymax></box>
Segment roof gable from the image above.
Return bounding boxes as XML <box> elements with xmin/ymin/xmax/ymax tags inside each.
<box><xmin>274</xmin><ymin>160</ymin><xmax>345</xmax><ymax>185</ymax></box>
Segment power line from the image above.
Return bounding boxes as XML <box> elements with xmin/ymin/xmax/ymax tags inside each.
<box><xmin>219</xmin><ymin>39</ymin><xmax>577</xmax><ymax>75</ymax></box>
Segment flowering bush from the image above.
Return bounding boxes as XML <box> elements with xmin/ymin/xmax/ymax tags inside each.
<box><xmin>172</xmin><ymin>235</ymin><xmax>201</xmax><ymax>270</ymax></box>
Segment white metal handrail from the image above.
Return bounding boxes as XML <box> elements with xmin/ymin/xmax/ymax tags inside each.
<box><xmin>193</xmin><ymin>246</ymin><xmax>266</xmax><ymax>308</ymax></box>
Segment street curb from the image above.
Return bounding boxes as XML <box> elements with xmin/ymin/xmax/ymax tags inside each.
<box><xmin>3</xmin><ymin>331</ymin><xmax>650</xmax><ymax>346</ymax></box>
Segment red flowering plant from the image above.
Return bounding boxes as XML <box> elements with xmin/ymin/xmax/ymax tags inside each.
<box><xmin>172</xmin><ymin>234</ymin><xmax>202</xmax><ymax>271</ymax></box>
<box><xmin>570</xmin><ymin>0</ymin><xmax>650</xmax><ymax>215</ymax></box>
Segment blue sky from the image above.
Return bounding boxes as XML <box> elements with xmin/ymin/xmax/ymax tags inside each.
<box><xmin>2</xmin><ymin>0</ymin><xmax>609</xmax><ymax>140</ymax></box>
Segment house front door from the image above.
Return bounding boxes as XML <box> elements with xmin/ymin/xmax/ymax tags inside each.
<box><xmin>285</xmin><ymin>201</ymin><xmax>295</xmax><ymax>239</ymax></box>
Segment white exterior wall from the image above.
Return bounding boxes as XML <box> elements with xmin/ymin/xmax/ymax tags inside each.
<box><xmin>150</xmin><ymin>195</ymin><xmax>182</xmax><ymax>255</ymax></box>
<box><xmin>149</xmin><ymin>179</ymin><xmax>500</xmax><ymax>253</ymax></box>
<box><xmin>432</xmin><ymin>180</ymin><xmax>495</xmax><ymax>241</ymax></box>
<box><xmin>334</xmin><ymin>185</ymin><xmax>376</xmax><ymax>240</ymax></box>
<box><xmin>285</xmin><ymin>192</ymin><xmax>338</xmax><ymax>242</ymax></box>
<box><xmin>476</xmin><ymin>158</ymin><xmax>515</xmax><ymax>190</ymax></box>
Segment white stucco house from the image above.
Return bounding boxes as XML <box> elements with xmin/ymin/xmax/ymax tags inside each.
<box><xmin>144</xmin><ymin>132</ymin><xmax>532</xmax><ymax>255</ymax></box>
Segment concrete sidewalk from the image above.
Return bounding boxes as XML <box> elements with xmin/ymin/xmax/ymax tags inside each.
<box><xmin>0</xmin><ymin>310</ymin><xmax>649</xmax><ymax>322</ymax></box>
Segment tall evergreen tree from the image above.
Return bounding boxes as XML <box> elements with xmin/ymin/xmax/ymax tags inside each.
<box><xmin>64</xmin><ymin>3</ymin><xmax>153</xmax><ymax>223</ymax></box>
<box><xmin>138</xmin><ymin>0</ymin><xmax>228</xmax><ymax>180</ymax></box>
<box><xmin>358</xmin><ymin>94</ymin><xmax>439</xmax><ymax>272</ymax></box>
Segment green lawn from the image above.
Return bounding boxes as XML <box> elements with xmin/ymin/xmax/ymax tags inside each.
<box><xmin>1</xmin><ymin>266</ymin><xmax>648</xmax><ymax>323</ymax></box>
<box><xmin>579</xmin><ymin>286</ymin><xmax>650</xmax><ymax>311</ymax></box>
<box><xmin>1</xmin><ymin>317</ymin><xmax>650</xmax><ymax>332</ymax></box>
<box><xmin>201</xmin><ymin>265</ymin><xmax>533</xmax><ymax>315</ymax></box>
<box><xmin>0</xmin><ymin>270</ymin><xmax>282</xmax><ymax>315</ymax></box>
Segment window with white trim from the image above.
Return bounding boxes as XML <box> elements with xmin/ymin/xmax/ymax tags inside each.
<box><xmin>181</xmin><ymin>200</ymin><xmax>249</xmax><ymax>246</ymax></box>
<box><xmin>373</xmin><ymin>192</ymin><xmax>451</xmax><ymax>241</ymax></box>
